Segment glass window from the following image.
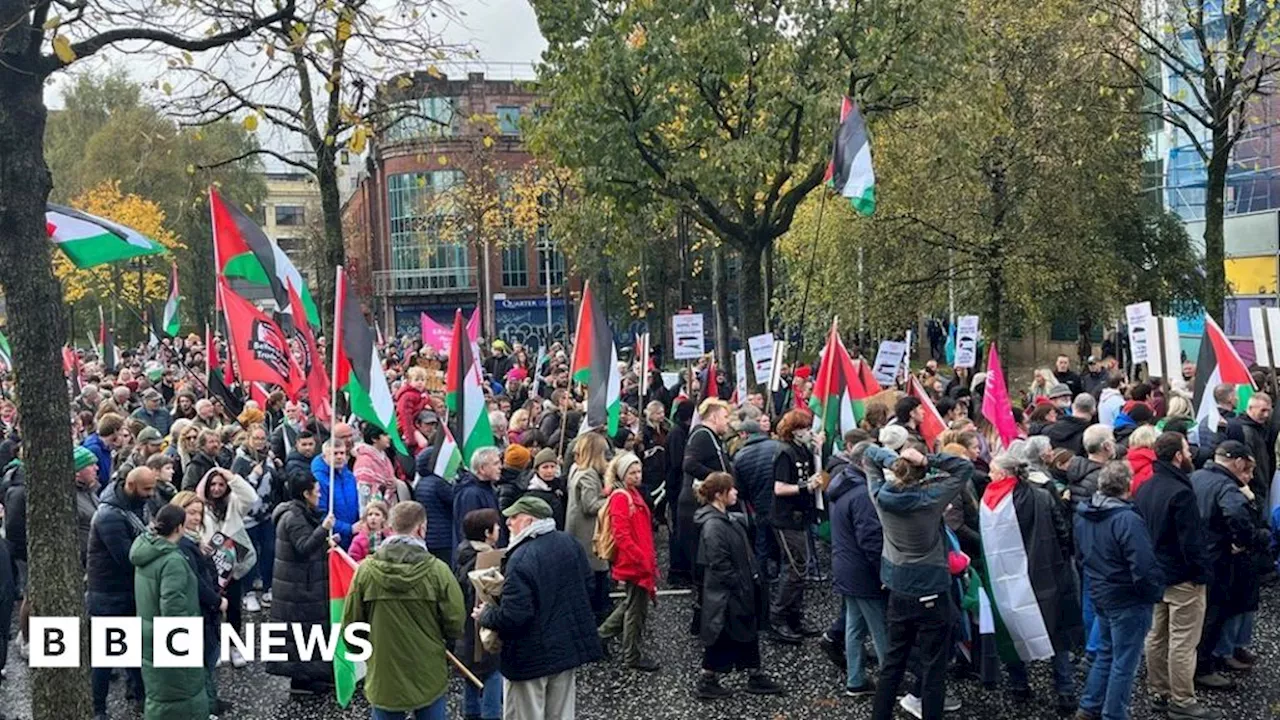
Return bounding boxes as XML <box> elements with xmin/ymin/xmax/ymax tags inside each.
<box><xmin>385</xmin><ymin>171</ymin><xmax>471</xmax><ymax>292</ymax></box>
<box><xmin>537</xmin><ymin>232</ymin><xmax>565</xmax><ymax>287</ymax></box>
<box><xmin>383</xmin><ymin>97</ymin><xmax>457</xmax><ymax>143</ymax></box>
<box><xmin>274</xmin><ymin>205</ymin><xmax>305</xmax><ymax>227</ymax></box>
<box><xmin>501</xmin><ymin>245</ymin><xmax>528</xmax><ymax>287</ymax></box>
<box><xmin>497</xmin><ymin>106</ymin><xmax>521</xmax><ymax>136</ymax></box>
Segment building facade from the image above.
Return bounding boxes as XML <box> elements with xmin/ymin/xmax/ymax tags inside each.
<box><xmin>342</xmin><ymin>71</ymin><xmax>573</xmax><ymax>351</ymax></box>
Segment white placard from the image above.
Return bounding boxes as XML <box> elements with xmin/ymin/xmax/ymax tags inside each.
<box><xmin>769</xmin><ymin>340</ymin><xmax>788</xmax><ymax>392</ymax></box>
<box><xmin>735</xmin><ymin>350</ymin><xmax>748</xmax><ymax>403</ymax></box>
<box><xmin>1146</xmin><ymin>315</ymin><xmax>1182</xmax><ymax>379</ymax></box>
<box><xmin>1267</xmin><ymin>308</ymin><xmax>1280</xmax><ymax>371</ymax></box>
<box><xmin>954</xmin><ymin>315</ymin><xmax>980</xmax><ymax>368</ymax></box>
<box><xmin>747</xmin><ymin>333</ymin><xmax>775</xmax><ymax>385</ymax></box>
<box><xmin>671</xmin><ymin>314</ymin><xmax>706</xmax><ymax>360</ymax></box>
<box><xmin>1250</xmin><ymin>306</ymin><xmax>1272</xmax><ymax>368</ymax></box>
<box><xmin>1126</xmin><ymin>301</ymin><xmax>1153</xmax><ymax>364</ymax></box>
<box><xmin>661</xmin><ymin>371</ymin><xmax>680</xmax><ymax>390</ymax></box>
<box><xmin>872</xmin><ymin>340</ymin><xmax>908</xmax><ymax>387</ymax></box>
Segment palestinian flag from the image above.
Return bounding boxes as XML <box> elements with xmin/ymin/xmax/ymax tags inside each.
<box><xmin>446</xmin><ymin>309</ymin><xmax>494</xmax><ymax>464</ymax></box>
<box><xmin>46</xmin><ymin>204</ymin><xmax>165</xmax><ymax>268</ymax></box>
<box><xmin>1194</xmin><ymin>314</ymin><xmax>1254</xmax><ymax>436</ymax></box>
<box><xmin>704</xmin><ymin>359</ymin><xmax>719</xmax><ymax>402</ymax></box>
<box><xmin>210</xmin><ymin>187</ymin><xmax>320</xmax><ymax>328</ymax></box>
<box><xmin>0</xmin><ymin>330</ymin><xmax>11</xmax><ymax>372</ymax></box>
<box><xmin>813</xmin><ymin>320</ymin><xmax>863</xmax><ymax>439</ymax></box>
<box><xmin>570</xmin><ymin>281</ymin><xmax>621</xmax><ymax>434</ymax></box>
<box><xmin>218</xmin><ymin>279</ymin><xmax>302</xmax><ymax>394</ymax></box>
<box><xmin>907</xmin><ymin>375</ymin><xmax>948</xmax><ymax>450</ymax></box>
<box><xmin>97</xmin><ymin>306</ymin><xmax>118</xmax><ymax>373</ymax></box>
<box><xmin>334</xmin><ymin>266</ymin><xmax>406</xmax><ymax>453</ymax></box>
<box><xmin>431</xmin><ymin>423</ymin><xmax>464</xmax><ymax>481</ymax></box>
<box><xmin>854</xmin><ymin>356</ymin><xmax>882</xmax><ymax>397</ymax></box>
<box><xmin>980</xmin><ymin>476</ymin><xmax>1054</xmax><ymax>662</ymax></box>
<box><xmin>161</xmin><ymin>264</ymin><xmax>181</xmax><ymax>337</ymax></box>
<box><xmin>823</xmin><ymin>97</ymin><xmax>876</xmax><ymax>216</ymax></box>
<box><xmin>328</xmin><ymin>548</ymin><xmax>366</xmax><ymax>707</ymax></box>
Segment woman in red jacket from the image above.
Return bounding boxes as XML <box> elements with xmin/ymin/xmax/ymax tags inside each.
<box><xmin>598</xmin><ymin>450</ymin><xmax>659</xmax><ymax>671</ymax></box>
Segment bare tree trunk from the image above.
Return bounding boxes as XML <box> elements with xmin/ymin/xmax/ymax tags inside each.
<box><xmin>1203</xmin><ymin>139</ymin><xmax>1230</xmax><ymax>324</ymax></box>
<box><xmin>316</xmin><ymin>158</ymin><xmax>344</xmax><ymax>338</ymax></box>
<box><xmin>711</xmin><ymin>244</ymin><xmax>730</xmax><ymax>370</ymax></box>
<box><xmin>0</xmin><ymin>67</ymin><xmax>92</xmax><ymax>720</ymax></box>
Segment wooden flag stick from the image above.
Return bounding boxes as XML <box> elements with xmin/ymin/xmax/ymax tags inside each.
<box><xmin>447</xmin><ymin>649</ymin><xmax>485</xmax><ymax>689</ymax></box>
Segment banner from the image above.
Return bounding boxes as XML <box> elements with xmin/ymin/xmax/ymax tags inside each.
<box><xmin>672</xmin><ymin>313</ymin><xmax>705</xmax><ymax>360</ymax></box>
<box><xmin>420</xmin><ymin>308</ymin><xmax>479</xmax><ymax>355</ymax></box>
<box><xmin>735</xmin><ymin>349</ymin><xmax>748</xmax><ymax>403</ymax></box>
<box><xmin>1125</xmin><ymin>301</ymin><xmax>1153</xmax><ymax>364</ymax></box>
<box><xmin>872</xmin><ymin>340</ymin><xmax>908</xmax><ymax>387</ymax></box>
<box><xmin>954</xmin><ymin>315</ymin><xmax>980</xmax><ymax>368</ymax></box>
<box><xmin>1145</xmin><ymin>315</ymin><xmax>1182</xmax><ymax>379</ymax></box>
<box><xmin>748</xmin><ymin>333</ymin><xmax>775</xmax><ymax>385</ymax></box>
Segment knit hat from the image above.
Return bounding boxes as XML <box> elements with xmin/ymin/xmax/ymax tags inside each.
<box><xmin>502</xmin><ymin>495</ymin><xmax>553</xmax><ymax>519</ymax></box>
<box><xmin>136</xmin><ymin>427</ymin><xmax>163</xmax><ymax>445</ymax></box>
<box><xmin>1048</xmin><ymin>383</ymin><xmax>1072</xmax><ymax>399</ymax></box>
<box><xmin>73</xmin><ymin>446</ymin><xmax>97</xmax><ymax>472</ymax></box>
<box><xmin>505</xmin><ymin>444</ymin><xmax>532</xmax><ymax>469</ymax></box>
<box><xmin>237</xmin><ymin>408</ymin><xmax>265</xmax><ymax>427</ymax></box>
<box><xmin>533</xmin><ymin>447</ymin><xmax>558</xmax><ymax>469</ymax></box>
<box><xmin>793</xmin><ymin>366</ymin><xmax>812</xmax><ymax>380</ymax></box>
<box><xmin>879</xmin><ymin>425</ymin><xmax>909</xmax><ymax>451</ymax></box>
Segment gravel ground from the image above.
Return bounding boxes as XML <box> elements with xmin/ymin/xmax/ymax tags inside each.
<box><xmin>4</xmin><ymin>528</ymin><xmax>1280</xmax><ymax>719</ymax></box>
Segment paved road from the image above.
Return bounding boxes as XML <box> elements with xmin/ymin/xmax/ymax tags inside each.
<box><xmin>4</xmin><ymin>531</ymin><xmax>1280</xmax><ymax>719</ymax></box>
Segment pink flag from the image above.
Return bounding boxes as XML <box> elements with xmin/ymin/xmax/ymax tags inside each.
<box><xmin>981</xmin><ymin>343</ymin><xmax>1020</xmax><ymax>448</ymax></box>
<box><xmin>419</xmin><ymin>308</ymin><xmax>479</xmax><ymax>355</ymax></box>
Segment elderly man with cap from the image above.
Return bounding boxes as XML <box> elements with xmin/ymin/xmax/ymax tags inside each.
<box><xmin>130</xmin><ymin>388</ymin><xmax>172</xmax><ymax>436</ymax></box>
<box><xmin>1082</xmin><ymin>356</ymin><xmax>1109</xmax><ymax>398</ymax></box>
<box><xmin>476</xmin><ymin>496</ymin><xmax>603</xmax><ymax>720</ymax></box>
<box><xmin>114</xmin><ymin>426</ymin><xmax>164</xmax><ymax>484</ymax></box>
<box><xmin>1190</xmin><ymin>440</ymin><xmax>1269</xmax><ymax>690</ymax></box>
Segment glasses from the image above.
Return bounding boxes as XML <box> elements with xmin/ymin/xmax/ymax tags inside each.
<box><xmin>183</xmin><ymin>434</ymin><xmax>197</xmax><ymax>440</ymax></box>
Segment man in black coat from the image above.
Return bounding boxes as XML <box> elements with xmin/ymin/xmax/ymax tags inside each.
<box><xmin>677</xmin><ymin>400</ymin><xmax>733</xmax><ymax>588</ymax></box>
<box><xmin>1045</xmin><ymin>393</ymin><xmax>1096</xmax><ymax>456</ymax></box>
<box><xmin>1225</xmin><ymin>392</ymin><xmax>1273</xmax><ymax>510</ymax></box>
<box><xmin>1133</xmin><ymin>433</ymin><xmax>1220</xmax><ymax>720</ymax></box>
<box><xmin>1053</xmin><ymin>354</ymin><xmax>1084</xmax><ymax>398</ymax></box>
<box><xmin>731</xmin><ymin>421</ymin><xmax>781</xmax><ymax>574</ymax></box>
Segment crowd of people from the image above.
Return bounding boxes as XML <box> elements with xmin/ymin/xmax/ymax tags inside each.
<box><xmin>0</xmin><ymin>331</ymin><xmax>1275</xmax><ymax>720</ymax></box>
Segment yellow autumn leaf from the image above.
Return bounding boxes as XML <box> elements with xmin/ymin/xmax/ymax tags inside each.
<box><xmin>162</xmin><ymin>82</ymin><xmax>173</xmax><ymax>96</ymax></box>
<box><xmin>336</xmin><ymin>18</ymin><xmax>352</xmax><ymax>43</ymax></box>
<box><xmin>243</xmin><ymin>115</ymin><xmax>259</xmax><ymax>131</ymax></box>
<box><xmin>437</xmin><ymin>155</ymin><xmax>447</xmax><ymax>165</ymax></box>
<box><xmin>42</xmin><ymin>15</ymin><xmax>60</xmax><ymax>29</ymax></box>
<box><xmin>483</xmin><ymin>136</ymin><xmax>495</xmax><ymax>148</ymax></box>
<box><xmin>52</xmin><ymin>35</ymin><xmax>75</xmax><ymax>64</ymax></box>
<box><xmin>182</xmin><ymin>51</ymin><xmax>193</xmax><ymax>65</ymax></box>
<box><xmin>185</xmin><ymin>164</ymin><xmax>195</xmax><ymax>175</ymax></box>
<box><xmin>426</xmin><ymin>65</ymin><xmax>442</xmax><ymax>79</ymax></box>
<box><xmin>348</xmin><ymin>127</ymin><xmax>368</xmax><ymax>154</ymax></box>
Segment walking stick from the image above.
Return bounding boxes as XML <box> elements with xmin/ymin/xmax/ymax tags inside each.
<box><xmin>447</xmin><ymin>650</ymin><xmax>485</xmax><ymax>689</ymax></box>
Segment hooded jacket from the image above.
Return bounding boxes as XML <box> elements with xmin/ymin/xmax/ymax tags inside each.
<box><xmin>413</xmin><ymin>446</ymin><xmax>455</xmax><ymax>552</ymax></box>
<box><xmin>87</xmin><ymin>480</ymin><xmax>149</xmax><ymax>608</ymax></box>
<box><xmin>1044</xmin><ymin>416</ymin><xmax>1090</xmax><ymax>456</ymax></box>
<box><xmin>341</xmin><ymin>538</ymin><xmax>465</xmax><ymax>712</ymax></box>
<box><xmin>1074</xmin><ymin>494</ymin><xmax>1164</xmax><ymax>609</ymax></box>
<box><xmin>1098</xmin><ymin>388</ymin><xmax>1124</xmax><ymax>427</ymax></box>
<box><xmin>230</xmin><ymin>445</ymin><xmax>275</xmax><ymax>528</ymax></box>
<box><xmin>731</xmin><ymin>433</ymin><xmax>780</xmax><ymax>522</ymax></box>
<box><xmin>265</xmin><ymin>499</ymin><xmax>331</xmax><ymax>683</ymax></box>
<box><xmin>312</xmin><ymin>455</ymin><xmax>360</xmax><ymax>548</ymax></box>
<box><xmin>607</xmin><ymin>485</ymin><xmax>658</xmax><ymax>596</ymax></box>
<box><xmin>1191</xmin><ymin>462</ymin><xmax>1257</xmax><ymax>569</ymax></box>
<box><xmin>82</xmin><ymin>433</ymin><xmax>114</xmax><ymax>489</ymax></box>
<box><xmin>826</xmin><ymin>462</ymin><xmax>884</xmax><ymax>599</ymax></box>
<box><xmin>130</xmin><ymin>532</ymin><xmax>207</xmax><ymax>720</ymax></box>
<box><xmin>452</xmin><ymin>470</ymin><xmax>498</xmax><ymax>554</ymax></box>
<box><xmin>1064</xmin><ymin>456</ymin><xmax>1104</xmax><ymax>506</ymax></box>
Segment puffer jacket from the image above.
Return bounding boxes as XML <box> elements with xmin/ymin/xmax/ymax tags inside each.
<box><xmin>695</xmin><ymin>505</ymin><xmax>760</xmax><ymax>646</ymax></box>
<box><xmin>265</xmin><ymin>499</ymin><xmax>331</xmax><ymax>683</ymax></box>
<box><xmin>1075</xmin><ymin>494</ymin><xmax>1164</xmax><ymax>609</ymax></box>
<box><xmin>87</xmin><ymin>481</ymin><xmax>149</xmax><ymax>609</ymax></box>
<box><xmin>826</xmin><ymin>463</ymin><xmax>884</xmax><ymax>599</ymax></box>
<box><xmin>130</xmin><ymin>532</ymin><xmax>207</xmax><ymax>720</ymax></box>
<box><xmin>1064</xmin><ymin>456</ymin><xmax>1103</xmax><ymax>506</ymax></box>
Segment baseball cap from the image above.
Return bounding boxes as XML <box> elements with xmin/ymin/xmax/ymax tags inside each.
<box><xmin>137</xmin><ymin>427</ymin><xmax>164</xmax><ymax>444</ymax></box>
<box><xmin>502</xmin><ymin>495</ymin><xmax>553</xmax><ymax>519</ymax></box>
<box><xmin>415</xmin><ymin>410</ymin><xmax>440</xmax><ymax>425</ymax></box>
<box><xmin>1216</xmin><ymin>440</ymin><xmax>1253</xmax><ymax>461</ymax></box>
<box><xmin>1086</xmin><ymin>355</ymin><xmax>1100</xmax><ymax>365</ymax></box>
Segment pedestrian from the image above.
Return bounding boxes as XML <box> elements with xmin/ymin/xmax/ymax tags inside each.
<box><xmin>864</xmin><ymin>442</ymin><xmax>970</xmax><ymax>720</ymax></box>
<box><xmin>350</xmin><ymin>499</ymin><xmax>390</xmax><ymax>562</ymax></box>
<box><xmin>1134</xmin><ymin>432</ymin><xmax>1219</xmax><ymax>720</ymax></box>
<box><xmin>342</xmin><ymin>501</ymin><xmax>465</xmax><ymax>720</ymax></box>
<box><xmin>526</xmin><ymin>448</ymin><xmax>566</xmax><ymax>530</ymax></box>
<box><xmin>597</xmin><ymin>451</ymin><xmax>660</xmax><ymax>671</ymax></box>
<box><xmin>266</xmin><ymin>473</ymin><xmax>336</xmax><ymax>695</ymax></box>
<box><xmin>195</xmin><ymin>466</ymin><xmax>258</xmax><ymax>668</ymax></box>
<box><xmin>678</xmin><ymin>399</ymin><xmax>733</xmax><ymax>618</ymax></box>
<box><xmin>1226</xmin><ymin>392</ymin><xmax>1273</xmax><ymax>510</ymax></box>
<box><xmin>313</xmin><ymin>440</ymin><xmax>360</xmax><ymax>549</ymax></box>
<box><xmin>565</xmin><ymin>432</ymin><xmax>612</xmax><ymax>621</ymax></box>
<box><xmin>1047</xmin><ymin>394</ymin><xmax>1096</xmax><ymax>456</ymax></box>
<box><xmin>732</xmin><ymin>419</ymin><xmax>781</xmax><ymax>585</ymax></box>
<box><xmin>453</xmin><ymin>446</ymin><xmax>502</xmax><ymax>550</ymax></box>
<box><xmin>170</xmin><ymin>490</ymin><xmax>230</xmax><ymax>717</ymax></box>
<box><xmin>476</xmin><ymin>496</ymin><xmax>604</xmax><ymax>720</ymax></box>
<box><xmin>413</xmin><ymin>441</ymin><xmax>456</xmax><ymax>567</ymax></box>
<box><xmin>455</xmin><ymin>508</ymin><xmax>504</xmax><ymax>720</ymax></box>
<box><xmin>88</xmin><ymin>465</ymin><xmax>158</xmax><ymax>719</ymax></box>
<box><xmin>84</xmin><ymin>412</ymin><xmax>127</xmax><ymax>490</ymax></box>
<box><xmin>230</xmin><ymin>422</ymin><xmax>275</xmax><ymax>613</ymax></box>
<box><xmin>1074</xmin><ymin>461</ymin><xmax>1164</xmax><ymax>720</ymax></box>
<box><xmin>354</xmin><ymin>424</ymin><xmax>406</xmax><ymax>509</ymax></box>
<box><xmin>130</xmin><ymin>504</ymin><xmax>208</xmax><ymax>720</ymax></box>
<box><xmin>693</xmin><ymin>471</ymin><xmax>784</xmax><ymax>699</ymax></box>
<box><xmin>768</xmin><ymin>409</ymin><xmax>823</xmax><ymax>644</ymax></box>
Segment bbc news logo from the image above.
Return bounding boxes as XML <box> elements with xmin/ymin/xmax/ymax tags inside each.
<box><xmin>29</xmin><ymin>618</ymin><xmax>372</xmax><ymax>668</ymax></box>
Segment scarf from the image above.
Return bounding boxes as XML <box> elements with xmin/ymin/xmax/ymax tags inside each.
<box><xmin>382</xmin><ymin>533</ymin><xmax>428</xmax><ymax>552</ymax></box>
<box><xmin>528</xmin><ymin>476</ymin><xmax>553</xmax><ymax>493</ymax></box>
<box><xmin>509</xmin><ymin>517</ymin><xmax>555</xmax><ymax>549</ymax></box>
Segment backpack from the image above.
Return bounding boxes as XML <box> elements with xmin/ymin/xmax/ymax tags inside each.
<box><xmin>592</xmin><ymin>488</ymin><xmax>633</xmax><ymax>561</ymax></box>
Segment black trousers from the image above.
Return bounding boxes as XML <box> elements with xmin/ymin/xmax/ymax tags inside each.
<box><xmin>872</xmin><ymin>590</ymin><xmax>953</xmax><ymax>720</ymax></box>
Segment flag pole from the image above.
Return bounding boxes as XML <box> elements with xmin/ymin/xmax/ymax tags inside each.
<box><xmin>329</xmin><ymin>265</ymin><xmax>344</xmax><ymax>521</ymax></box>
<box><xmin>792</xmin><ymin>191</ymin><xmax>828</xmax><ymax>367</ymax></box>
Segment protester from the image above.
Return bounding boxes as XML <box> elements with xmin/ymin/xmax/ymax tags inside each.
<box><xmin>476</xmin><ymin>496</ymin><xmax>604</xmax><ymax>719</ymax></box>
<box><xmin>183</xmin><ymin>428</ymin><xmax>226</xmax><ymax>491</ymax></box>
<box><xmin>73</xmin><ymin>446</ymin><xmax>101</xmax><ymax>566</ymax></box>
<box><xmin>526</xmin><ymin>447</ymin><xmax>566</xmax><ymax>530</ymax></box>
<box><xmin>453</xmin><ymin>446</ymin><xmax>502</xmax><ymax>551</ymax></box>
<box><xmin>342</xmin><ymin>501</ymin><xmax>466</xmax><ymax>720</ymax></box>
<box><xmin>732</xmin><ymin>418</ymin><xmax>782</xmax><ymax>578</ymax></box>
<box><xmin>456</xmin><ymin>508</ymin><xmax>504</xmax><ymax>720</ymax></box>
<box><xmin>598</xmin><ymin>451</ymin><xmax>659</xmax><ymax>671</ymax></box>
<box><xmin>1046</xmin><ymin>394</ymin><xmax>1096</xmax><ymax>456</ymax></box>
<box><xmin>84</xmin><ymin>412</ymin><xmax>126</xmax><ymax>489</ymax></box>
<box><xmin>350</xmin><ymin>499</ymin><xmax>390</xmax><ymax>562</ymax></box>
<box><xmin>677</xmin><ymin>398</ymin><xmax>733</xmax><ymax>598</ymax></box>
<box><xmin>413</xmin><ymin>442</ymin><xmax>456</xmax><ymax>566</ymax></box>
<box><xmin>313</xmin><ymin>440</ymin><xmax>360</xmax><ymax>549</ymax></box>
<box><xmin>131</xmin><ymin>388</ymin><xmax>173</xmax><ymax>436</ymax></box>
<box><xmin>769</xmin><ymin>409</ymin><xmax>823</xmax><ymax>644</ymax></box>
<box><xmin>566</xmin><ymin>432</ymin><xmax>612</xmax><ymax>620</ymax></box>
<box><xmin>1226</xmin><ymin>392</ymin><xmax>1273</xmax><ymax>509</ymax></box>
<box><xmin>496</xmin><ymin>444</ymin><xmax>533</xmax><ymax>516</ymax></box>
<box><xmin>130</xmin><ymin>504</ymin><xmax>208</xmax><ymax>720</ymax></box>
<box><xmin>170</xmin><ymin>490</ymin><xmax>229</xmax><ymax>716</ymax></box>
<box><xmin>395</xmin><ymin>366</ymin><xmax>431</xmax><ymax>458</ymax></box>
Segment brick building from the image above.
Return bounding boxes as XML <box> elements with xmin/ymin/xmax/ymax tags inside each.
<box><xmin>342</xmin><ymin>70</ymin><xmax>573</xmax><ymax>351</ymax></box>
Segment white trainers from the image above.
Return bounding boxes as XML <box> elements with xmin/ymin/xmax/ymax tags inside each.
<box><xmin>230</xmin><ymin>648</ymin><xmax>247</xmax><ymax>668</ymax></box>
<box><xmin>243</xmin><ymin>592</ymin><xmax>262</xmax><ymax>613</ymax></box>
<box><xmin>261</xmin><ymin>590</ymin><xmax>272</xmax><ymax>607</ymax></box>
<box><xmin>899</xmin><ymin>694</ymin><xmax>923</xmax><ymax>720</ymax></box>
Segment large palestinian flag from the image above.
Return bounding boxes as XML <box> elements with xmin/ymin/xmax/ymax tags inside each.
<box><xmin>813</xmin><ymin>321</ymin><xmax>863</xmax><ymax>438</ymax></box>
<box><xmin>328</xmin><ymin>548</ymin><xmax>366</xmax><ymax>707</ymax></box>
<box><xmin>210</xmin><ymin>187</ymin><xmax>320</xmax><ymax>328</ymax></box>
<box><xmin>824</xmin><ymin>97</ymin><xmax>876</xmax><ymax>216</ymax></box>
<box><xmin>980</xmin><ymin>476</ymin><xmax>1054</xmax><ymax>662</ymax></box>
<box><xmin>570</xmin><ymin>281</ymin><xmax>621</xmax><ymax>434</ymax></box>
<box><xmin>334</xmin><ymin>266</ymin><xmax>406</xmax><ymax>453</ymax></box>
<box><xmin>47</xmin><ymin>204</ymin><xmax>166</xmax><ymax>268</ymax></box>
<box><xmin>1194</xmin><ymin>314</ymin><xmax>1254</xmax><ymax>435</ymax></box>
<box><xmin>446</xmin><ymin>309</ymin><xmax>494</xmax><ymax>465</ymax></box>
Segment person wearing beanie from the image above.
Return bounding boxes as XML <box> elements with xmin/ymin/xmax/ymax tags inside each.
<box><xmin>496</xmin><ymin>444</ymin><xmax>533</xmax><ymax>530</ymax></box>
<box><xmin>526</xmin><ymin>448</ymin><xmax>566</xmax><ymax>530</ymax></box>
<box><xmin>73</xmin><ymin>446</ymin><xmax>102</xmax><ymax>565</ymax></box>
<box><xmin>879</xmin><ymin>425</ymin><xmax>910</xmax><ymax>452</ymax></box>
<box><xmin>598</xmin><ymin>451</ymin><xmax>659</xmax><ymax>671</ymax></box>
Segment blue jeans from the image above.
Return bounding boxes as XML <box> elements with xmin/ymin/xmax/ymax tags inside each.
<box><xmin>244</xmin><ymin>521</ymin><xmax>275</xmax><ymax>592</ymax></box>
<box><xmin>371</xmin><ymin>696</ymin><xmax>446</xmax><ymax>720</ymax></box>
<box><xmin>1081</xmin><ymin>576</ymin><xmax>1101</xmax><ymax>654</ymax></box>
<box><xmin>464</xmin><ymin>671</ymin><xmax>503</xmax><ymax>719</ymax></box>
<box><xmin>843</xmin><ymin>595</ymin><xmax>888</xmax><ymax>689</ymax></box>
<box><xmin>1213</xmin><ymin>611</ymin><xmax>1254</xmax><ymax>657</ymax></box>
<box><xmin>1007</xmin><ymin>649</ymin><xmax>1074</xmax><ymax>695</ymax></box>
<box><xmin>1080</xmin><ymin>603</ymin><xmax>1153</xmax><ymax>720</ymax></box>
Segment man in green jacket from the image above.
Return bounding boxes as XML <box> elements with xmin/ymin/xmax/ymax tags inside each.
<box><xmin>343</xmin><ymin>500</ymin><xmax>466</xmax><ymax>719</ymax></box>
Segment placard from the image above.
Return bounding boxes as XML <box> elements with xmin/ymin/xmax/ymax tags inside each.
<box><xmin>671</xmin><ymin>314</ymin><xmax>705</xmax><ymax>360</ymax></box>
<box><xmin>747</xmin><ymin>333</ymin><xmax>775</xmax><ymax>385</ymax></box>
<box><xmin>1125</xmin><ymin>301</ymin><xmax>1152</xmax><ymax>364</ymax></box>
<box><xmin>954</xmin><ymin>315</ymin><xmax>980</xmax><ymax>368</ymax></box>
<box><xmin>1250</xmin><ymin>306</ymin><xmax>1272</xmax><ymax>368</ymax></box>
<box><xmin>1145</xmin><ymin>315</ymin><xmax>1182</xmax><ymax>379</ymax></box>
<box><xmin>1267</xmin><ymin>308</ymin><xmax>1280</xmax><ymax>371</ymax></box>
<box><xmin>735</xmin><ymin>350</ymin><xmax>748</xmax><ymax>403</ymax></box>
<box><xmin>872</xmin><ymin>340</ymin><xmax>908</xmax><ymax>387</ymax></box>
<box><xmin>769</xmin><ymin>340</ymin><xmax>788</xmax><ymax>392</ymax></box>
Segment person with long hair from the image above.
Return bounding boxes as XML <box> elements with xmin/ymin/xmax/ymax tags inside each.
<box><xmin>166</xmin><ymin>418</ymin><xmax>197</xmax><ymax>482</ymax></box>
<box><xmin>195</xmin><ymin>466</ymin><xmax>258</xmax><ymax>668</ymax></box>
<box><xmin>565</xmin><ymin>432</ymin><xmax>612</xmax><ymax>621</ymax></box>
<box><xmin>598</xmin><ymin>451</ymin><xmax>659</xmax><ymax>672</ymax></box>
<box><xmin>130</xmin><ymin>504</ymin><xmax>208</xmax><ymax>719</ymax></box>
<box><xmin>693</xmin><ymin>471</ymin><xmax>783</xmax><ymax>699</ymax></box>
